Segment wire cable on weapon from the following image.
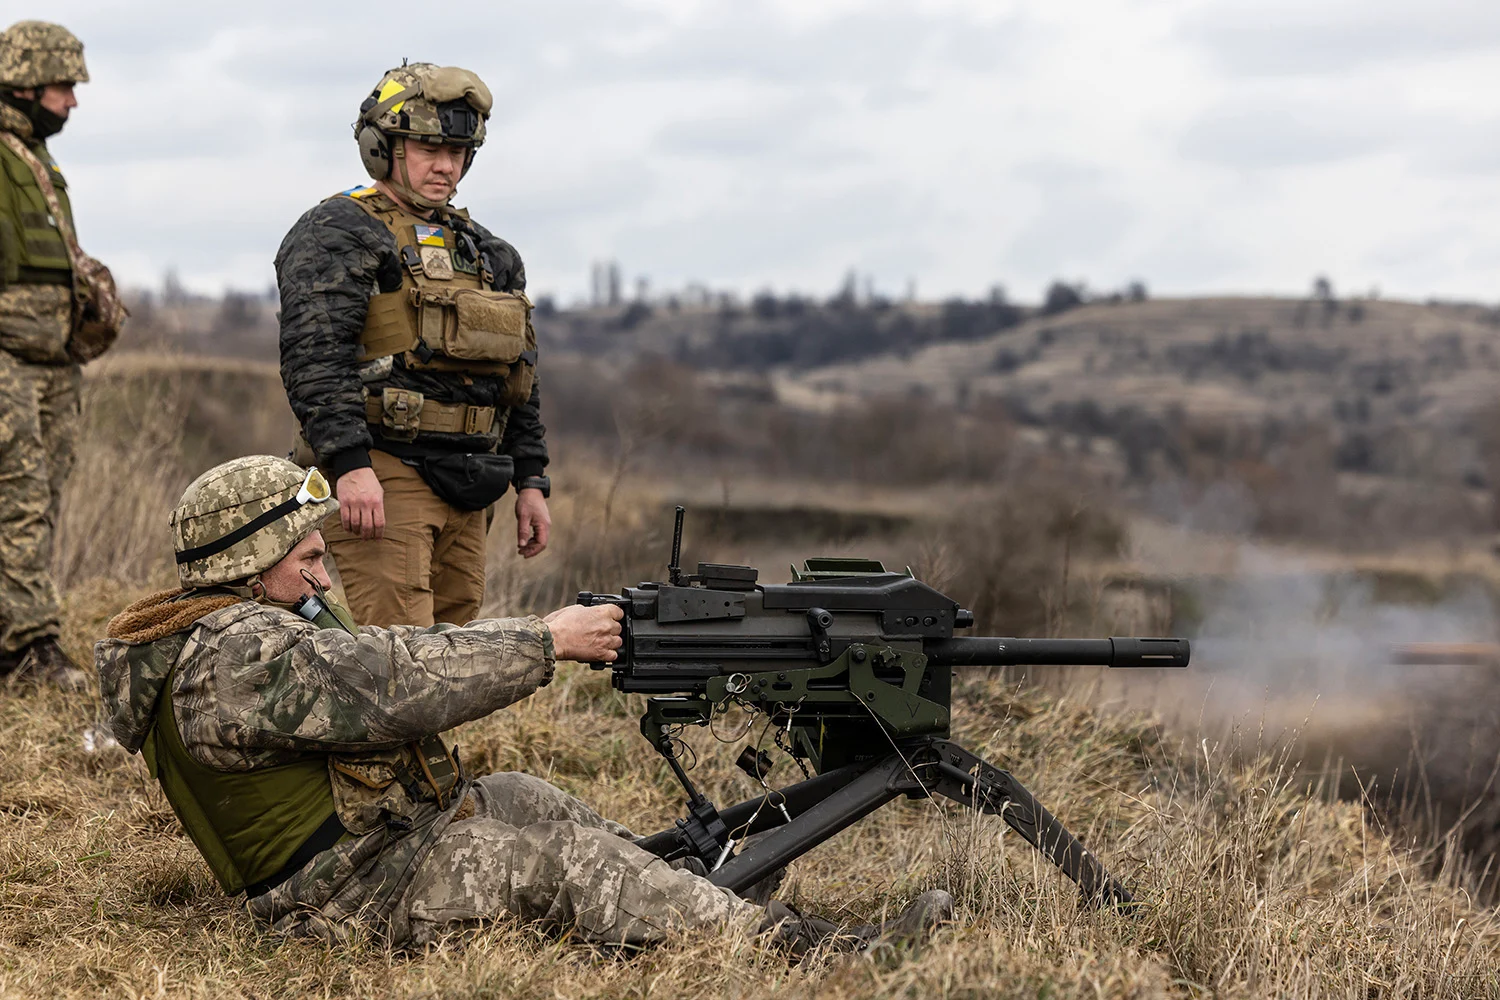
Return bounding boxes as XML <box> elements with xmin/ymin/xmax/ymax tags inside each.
<box><xmin>772</xmin><ymin>697</ymin><xmax>814</xmax><ymax>780</ymax></box>
<box><xmin>707</xmin><ymin>697</ymin><xmax>756</xmax><ymax>745</ymax></box>
<box><xmin>717</xmin><ymin>713</ymin><xmax>801</xmax><ymax>871</ymax></box>
<box><xmin>659</xmin><ymin>722</ymin><xmax>698</xmax><ymax>773</ymax></box>
<box><xmin>853</xmin><ymin>692</ymin><xmax>961</xmax><ymax>846</ymax></box>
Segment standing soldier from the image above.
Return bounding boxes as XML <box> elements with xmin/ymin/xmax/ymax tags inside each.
<box><xmin>277</xmin><ymin>63</ymin><xmax>550</xmax><ymax>629</ymax></box>
<box><xmin>0</xmin><ymin>21</ymin><xmax>123</xmax><ymax>689</ymax></box>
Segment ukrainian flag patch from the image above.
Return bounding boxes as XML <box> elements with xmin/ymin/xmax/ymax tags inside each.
<box><xmin>339</xmin><ymin>185</ymin><xmax>378</xmax><ymax>198</ymax></box>
<box><xmin>414</xmin><ymin>224</ymin><xmax>446</xmax><ymax>247</ymax></box>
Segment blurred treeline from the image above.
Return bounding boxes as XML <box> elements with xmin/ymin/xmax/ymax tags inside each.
<box><xmin>108</xmin><ymin>279</ymin><xmax>1500</xmax><ymax>553</ymax></box>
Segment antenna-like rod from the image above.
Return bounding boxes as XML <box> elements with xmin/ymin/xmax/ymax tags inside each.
<box><xmin>668</xmin><ymin>505</ymin><xmax>686</xmax><ymax>585</ymax></box>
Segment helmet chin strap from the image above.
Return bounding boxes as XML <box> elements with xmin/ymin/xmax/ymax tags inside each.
<box><xmin>245</xmin><ymin>569</ymin><xmax>335</xmax><ymax>612</ymax></box>
<box><xmin>387</xmin><ymin>137</ymin><xmax>454</xmax><ymax>212</ymax></box>
<box><xmin>205</xmin><ymin>575</ymin><xmax>268</xmax><ymax>603</ymax></box>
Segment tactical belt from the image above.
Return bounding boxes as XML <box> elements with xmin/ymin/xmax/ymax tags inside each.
<box><xmin>244</xmin><ymin>811</ymin><xmax>348</xmax><ymax>898</ymax></box>
<box><xmin>365</xmin><ymin>395</ymin><xmax>496</xmax><ymax>436</ymax></box>
<box><xmin>15</xmin><ymin>266</ymin><xmax>71</xmax><ymax>286</ymax></box>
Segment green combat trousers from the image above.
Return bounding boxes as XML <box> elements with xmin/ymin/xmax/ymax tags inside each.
<box><xmin>0</xmin><ymin>349</ymin><xmax>79</xmax><ymax>656</ymax></box>
<box><xmin>247</xmin><ymin>769</ymin><xmax>764</xmax><ymax>948</ymax></box>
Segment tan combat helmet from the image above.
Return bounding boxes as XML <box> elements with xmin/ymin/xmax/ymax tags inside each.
<box><xmin>0</xmin><ymin>21</ymin><xmax>88</xmax><ymax>88</ymax></box>
<box><xmin>172</xmin><ymin>456</ymin><xmax>338</xmax><ymax>589</ymax></box>
<box><xmin>353</xmin><ymin>62</ymin><xmax>492</xmax><ymax>209</ymax></box>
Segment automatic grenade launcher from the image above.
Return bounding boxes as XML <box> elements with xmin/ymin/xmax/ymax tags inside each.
<box><xmin>578</xmin><ymin>507</ymin><xmax>1189</xmax><ymax>908</ymax></box>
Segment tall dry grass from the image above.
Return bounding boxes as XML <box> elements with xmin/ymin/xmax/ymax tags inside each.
<box><xmin>54</xmin><ymin>368</ymin><xmax>190</xmax><ymax>590</ymax></box>
<box><xmin>7</xmin><ymin>355</ymin><xmax>1500</xmax><ymax>997</ymax></box>
<box><xmin>53</xmin><ymin>356</ymin><xmax>297</xmax><ymax>592</ymax></box>
<box><xmin>7</xmin><ymin>649</ymin><xmax>1500</xmax><ymax>997</ymax></box>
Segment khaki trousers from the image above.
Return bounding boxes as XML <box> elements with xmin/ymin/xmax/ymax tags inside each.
<box><xmin>0</xmin><ymin>350</ymin><xmax>79</xmax><ymax>654</ymax></box>
<box><xmin>324</xmin><ymin>448</ymin><xmax>486</xmax><ymax>628</ymax></box>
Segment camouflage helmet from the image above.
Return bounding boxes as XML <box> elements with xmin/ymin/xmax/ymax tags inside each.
<box><xmin>354</xmin><ymin>62</ymin><xmax>491</xmax><ymax>181</ymax></box>
<box><xmin>0</xmin><ymin>21</ymin><xmax>88</xmax><ymax>89</ymax></box>
<box><xmin>171</xmin><ymin>456</ymin><xmax>338</xmax><ymax>589</ymax></box>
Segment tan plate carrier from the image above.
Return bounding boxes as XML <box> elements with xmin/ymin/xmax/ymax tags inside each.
<box><xmin>337</xmin><ymin>189</ymin><xmax>537</xmax><ymax>440</ymax></box>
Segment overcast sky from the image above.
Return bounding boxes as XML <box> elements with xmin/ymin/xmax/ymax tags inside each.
<box><xmin>29</xmin><ymin>0</ymin><xmax>1500</xmax><ymax>304</ymax></box>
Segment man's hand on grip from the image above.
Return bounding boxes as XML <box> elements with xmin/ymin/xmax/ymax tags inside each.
<box><xmin>337</xmin><ymin>468</ymin><xmax>385</xmax><ymax>540</ymax></box>
<box><xmin>545</xmin><ymin>603</ymin><xmax>624</xmax><ymax>664</ymax></box>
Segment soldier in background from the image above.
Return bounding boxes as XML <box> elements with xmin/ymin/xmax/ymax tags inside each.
<box><xmin>276</xmin><ymin>63</ymin><xmax>550</xmax><ymax>629</ymax></box>
<box><xmin>0</xmin><ymin>21</ymin><xmax>124</xmax><ymax>689</ymax></box>
<box><xmin>95</xmin><ymin>455</ymin><xmax>951</xmax><ymax>954</ymax></box>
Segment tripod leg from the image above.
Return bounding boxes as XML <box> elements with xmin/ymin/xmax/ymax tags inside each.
<box><xmin>708</xmin><ymin>754</ymin><xmax>916</xmax><ymax>894</ymax></box>
<box><xmin>927</xmin><ymin>739</ymin><xmax>1135</xmax><ymax>909</ymax></box>
<box><xmin>633</xmin><ymin>760</ymin><xmax>875</xmax><ymax>860</ymax></box>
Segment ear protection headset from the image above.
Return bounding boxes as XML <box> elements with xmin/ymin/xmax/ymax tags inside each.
<box><xmin>354</xmin><ymin>84</ymin><xmax>420</xmax><ymax>181</ymax></box>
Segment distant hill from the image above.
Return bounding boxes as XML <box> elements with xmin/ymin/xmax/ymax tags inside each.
<box><xmin>546</xmin><ymin>294</ymin><xmax>1500</xmax><ymax>435</ymax></box>
<box><xmin>116</xmin><ymin>290</ymin><xmax>1500</xmax><ymax>538</ymax></box>
<box><xmin>129</xmin><ymin>291</ymin><xmax>1500</xmax><ymax>441</ymax></box>
<box><xmin>540</xmin><ymin>295</ymin><xmax>1023</xmax><ymax>371</ymax></box>
<box><xmin>773</xmin><ymin>297</ymin><xmax>1500</xmax><ymax>430</ymax></box>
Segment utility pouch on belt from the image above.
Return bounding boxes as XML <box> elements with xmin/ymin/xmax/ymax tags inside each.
<box><xmin>367</xmin><ymin>392</ymin><xmax>496</xmax><ymax>440</ymax></box>
<box><xmin>410</xmin><ymin>451</ymin><xmax>514</xmax><ymax>511</ymax></box>
<box><xmin>379</xmin><ymin>388</ymin><xmax>425</xmax><ymax>442</ymax></box>
<box><xmin>329</xmin><ymin>735</ymin><xmax>462</xmax><ymax>835</ymax></box>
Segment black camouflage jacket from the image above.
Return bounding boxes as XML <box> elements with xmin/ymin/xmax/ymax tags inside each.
<box><xmin>275</xmin><ymin>194</ymin><xmax>548</xmax><ymax>482</ymax></box>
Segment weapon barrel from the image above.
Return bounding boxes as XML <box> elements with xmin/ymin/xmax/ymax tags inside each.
<box><xmin>927</xmin><ymin>636</ymin><xmax>1190</xmax><ymax>668</ymax></box>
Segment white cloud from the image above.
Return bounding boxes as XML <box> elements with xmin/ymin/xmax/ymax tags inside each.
<box><xmin>1181</xmin><ymin>0</ymin><xmax>1500</xmax><ymax>77</ymax></box>
<box><xmin>23</xmin><ymin>0</ymin><xmax>1500</xmax><ymax>303</ymax></box>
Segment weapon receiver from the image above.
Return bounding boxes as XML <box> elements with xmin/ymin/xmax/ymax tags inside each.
<box><xmin>579</xmin><ymin>506</ymin><xmax>1189</xmax><ymax>909</ymax></box>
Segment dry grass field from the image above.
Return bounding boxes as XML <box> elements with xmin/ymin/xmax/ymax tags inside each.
<box><xmin>6</xmin><ymin>357</ymin><xmax>1500</xmax><ymax>997</ymax></box>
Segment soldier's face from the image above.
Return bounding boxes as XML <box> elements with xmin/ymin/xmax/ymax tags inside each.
<box><xmin>261</xmin><ymin>531</ymin><xmax>334</xmax><ymax>604</ymax></box>
<box><xmin>401</xmin><ymin>139</ymin><xmax>466</xmax><ymax>202</ymax></box>
<box><xmin>10</xmin><ymin>83</ymin><xmax>76</xmax><ymax>119</ymax></box>
<box><xmin>37</xmin><ymin>83</ymin><xmax>76</xmax><ymax>119</ymax></box>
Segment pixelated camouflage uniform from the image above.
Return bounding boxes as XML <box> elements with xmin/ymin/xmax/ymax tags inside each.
<box><xmin>95</xmin><ymin>595</ymin><xmax>760</xmax><ymax>948</ymax></box>
<box><xmin>0</xmin><ymin>43</ymin><xmax>82</xmax><ymax>658</ymax></box>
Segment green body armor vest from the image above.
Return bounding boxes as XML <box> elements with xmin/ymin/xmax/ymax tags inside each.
<box><xmin>0</xmin><ymin>135</ymin><xmax>73</xmax><ymax>289</ymax></box>
<box><xmin>141</xmin><ymin>636</ymin><xmax>338</xmax><ymax>895</ymax></box>
<box><xmin>137</xmin><ymin>610</ymin><xmax>462</xmax><ymax>897</ymax></box>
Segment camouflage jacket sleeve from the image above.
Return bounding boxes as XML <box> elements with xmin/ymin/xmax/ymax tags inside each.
<box><xmin>499</xmin><ymin>372</ymin><xmax>547</xmax><ymax>480</ymax></box>
<box><xmin>275</xmin><ymin>199</ymin><xmax>398</xmax><ymax>479</ymax></box>
<box><xmin>468</xmin><ymin>219</ymin><xmax>549</xmax><ymax>480</ymax></box>
<box><xmin>173</xmin><ymin>603</ymin><xmax>554</xmax><ymax>771</ymax></box>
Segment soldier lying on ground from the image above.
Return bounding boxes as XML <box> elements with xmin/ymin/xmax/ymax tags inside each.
<box><xmin>95</xmin><ymin>455</ymin><xmax>951</xmax><ymax>954</ymax></box>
